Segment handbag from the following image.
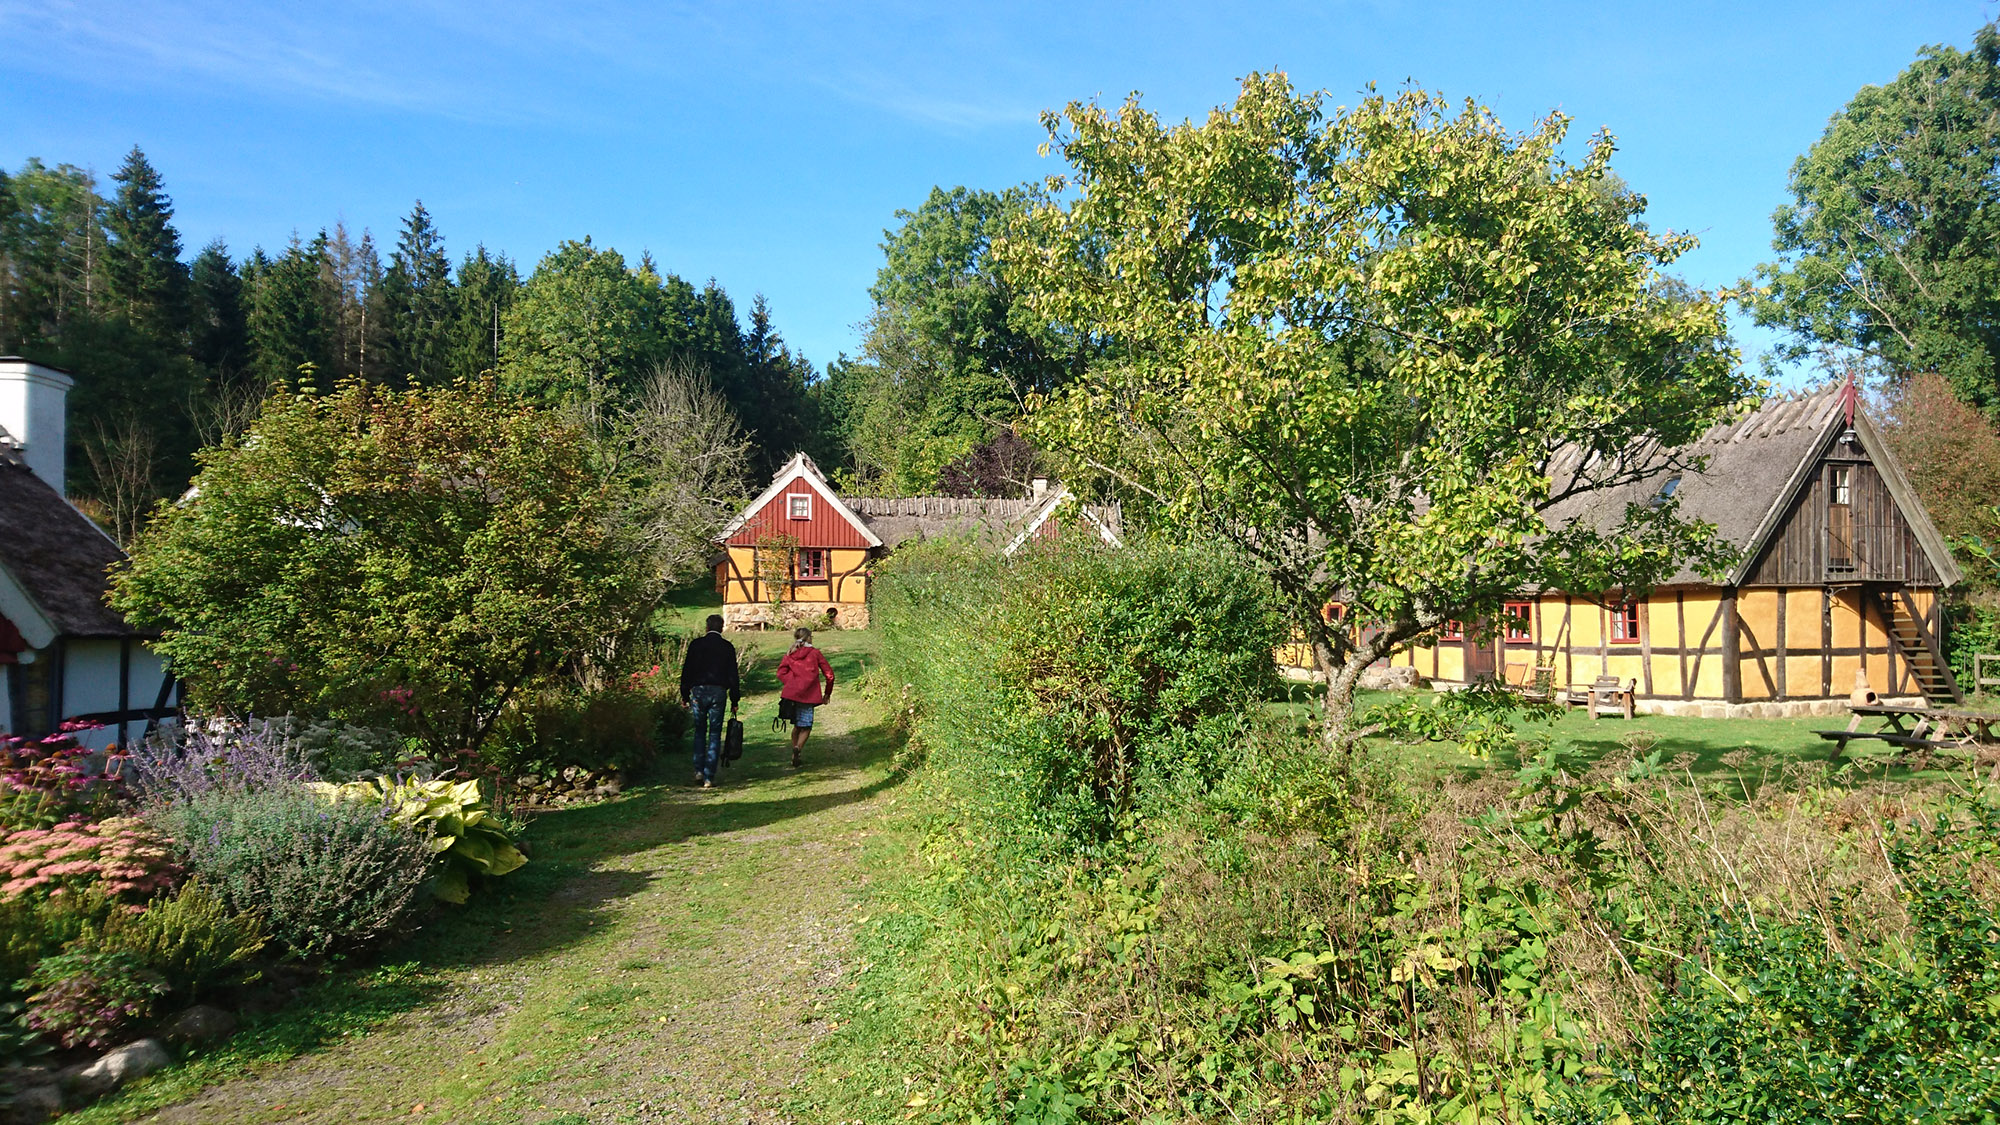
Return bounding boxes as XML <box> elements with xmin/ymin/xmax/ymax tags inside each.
<box><xmin>724</xmin><ymin>717</ymin><xmax>744</xmax><ymax>763</ymax></box>
<box><xmin>778</xmin><ymin>697</ymin><xmax>799</xmax><ymax>723</ymax></box>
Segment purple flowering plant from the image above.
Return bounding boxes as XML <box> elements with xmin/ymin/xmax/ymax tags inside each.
<box><xmin>119</xmin><ymin>719</ymin><xmax>321</xmax><ymax>809</ymax></box>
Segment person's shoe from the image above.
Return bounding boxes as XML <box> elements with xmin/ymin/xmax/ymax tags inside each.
<box><xmin>701</xmin><ymin>778</ymin><xmax>714</xmax><ymax>789</ymax></box>
<box><xmin>693</xmin><ymin>773</ymin><xmax>704</xmax><ymax>787</ymax></box>
<box><xmin>791</xmin><ymin>749</ymin><xmax>802</xmax><ymax>768</ymax></box>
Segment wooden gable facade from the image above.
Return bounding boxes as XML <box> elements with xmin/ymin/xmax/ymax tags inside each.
<box><xmin>1376</xmin><ymin>383</ymin><xmax>1965</xmax><ymax>716</ymax></box>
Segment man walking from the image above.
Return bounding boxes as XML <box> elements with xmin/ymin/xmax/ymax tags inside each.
<box><xmin>679</xmin><ymin>614</ymin><xmax>740</xmax><ymax>788</ymax></box>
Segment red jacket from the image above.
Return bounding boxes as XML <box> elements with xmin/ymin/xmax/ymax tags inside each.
<box><xmin>777</xmin><ymin>645</ymin><xmax>835</xmax><ymax>705</ymax></box>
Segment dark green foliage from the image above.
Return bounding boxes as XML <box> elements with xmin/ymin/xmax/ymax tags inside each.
<box><xmin>1634</xmin><ymin>798</ymin><xmax>2000</xmax><ymax>1122</ymax></box>
<box><xmin>153</xmin><ymin>788</ymin><xmax>435</xmax><ymax>957</ymax></box>
<box><xmin>89</xmin><ymin>880</ymin><xmax>267</xmax><ymax>995</ymax></box>
<box><xmin>102</xmin><ymin>146</ymin><xmax>188</xmax><ymax>347</ymax></box>
<box><xmin>876</xmin><ymin>537</ymin><xmax>1285</xmax><ymax>851</ymax></box>
<box><xmin>1753</xmin><ymin>23</ymin><xmax>2000</xmax><ymax>410</ymax></box>
<box><xmin>24</xmin><ymin>949</ymin><xmax>168</xmax><ymax>1049</ymax></box>
<box><xmin>246</xmin><ymin>235</ymin><xmax>335</xmax><ymax>388</ymax></box>
<box><xmin>189</xmin><ymin>239</ymin><xmax>250</xmax><ymax>389</ymax></box>
<box><xmin>374</xmin><ymin>201</ymin><xmax>456</xmax><ymax>386</ymax></box>
<box><xmin>0</xmin><ymin>892</ymin><xmax>113</xmax><ymax>993</ymax></box>
<box><xmin>450</xmin><ymin>244</ymin><xmax>518</xmax><ymax>381</ymax></box>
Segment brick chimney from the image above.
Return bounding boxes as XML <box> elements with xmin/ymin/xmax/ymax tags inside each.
<box><xmin>0</xmin><ymin>358</ymin><xmax>73</xmax><ymax>495</ymax></box>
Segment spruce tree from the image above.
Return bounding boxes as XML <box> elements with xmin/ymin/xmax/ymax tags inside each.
<box><xmin>376</xmin><ymin>201</ymin><xmax>455</xmax><ymax>385</ymax></box>
<box><xmin>248</xmin><ymin>233</ymin><xmax>335</xmax><ymax>388</ymax></box>
<box><xmin>103</xmin><ymin>146</ymin><xmax>188</xmax><ymax>347</ymax></box>
<box><xmin>189</xmin><ymin>239</ymin><xmax>248</xmax><ymax>386</ymax></box>
<box><xmin>450</xmin><ymin>245</ymin><xmax>519</xmax><ymax>380</ymax></box>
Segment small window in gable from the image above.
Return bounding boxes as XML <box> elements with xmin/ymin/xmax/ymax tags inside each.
<box><xmin>788</xmin><ymin>493</ymin><xmax>812</xmax><ymax>520</ymax></box>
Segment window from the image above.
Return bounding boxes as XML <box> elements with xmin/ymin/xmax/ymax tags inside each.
<box><xmin>1438</xmin><ymin>620</ymin><xmax>1465</xmax><ymax>641</ymax></box>
<box><xmin>1651</xmin><ymin>474</ymin><xmax>1682</xmax><ymax>508</ymax></box>
<box><xmin>1830</xmin><ymin>466</ymin><xmax>1851</xmax><ymax>506</ymax></box>
<box><xmin>788</xmin><ymin>493</ymin><xmax>812</xmax><ymax>520</ymax></box>
<box><xmin>1609</xmin><ymin>601</ymin><xmax>1640</xmax><ymax>643</ymax></box>
<box><xmin>796</xmin><ymin>549</ymin><xmax>826</xmax><ymax>580</ymax></box>
<box><xmin>1503</xmin><ymin>602</ymin><xmax>1533</xmax><ymax>642</ymax></box>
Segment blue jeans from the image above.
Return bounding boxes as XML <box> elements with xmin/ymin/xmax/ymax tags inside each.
<box><xmin>689</xmin><ymin>685</ymin><xmax>729</xmax><ymax>781</ymax></box>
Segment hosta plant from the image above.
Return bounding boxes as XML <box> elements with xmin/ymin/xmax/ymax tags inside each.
<box><xmin>306</xmin><ymin>777</ymin><xmax>525</xmax><ymax>903</ymax></box>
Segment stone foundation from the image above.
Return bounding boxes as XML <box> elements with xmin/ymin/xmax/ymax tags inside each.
<box><xmin>1635</xmin><ymin>696</ymin><xmax>1924</xmax><ymax>719</ymax></box>
<box><xmin>722</xmin><ymin>601</ymin><xmax>870</xmax><ymax>631</ymax></box>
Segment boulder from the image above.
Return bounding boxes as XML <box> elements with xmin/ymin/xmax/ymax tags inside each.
<box><xmin>66</xmin><ymin>1039</ymin><xmax>169</xmax><ymax>1098</ymax></box>
<box><xmin>161</xmin><ymin>1005</ymin><xmax>237</xmax><ymax>1045</ymax></box>
<box><xmin>0</xmin><ymin>1083</ymin><xmax>62</xmax><ymax>1124</ymax></box>
<box><xmin>1359</xmin><ymin>665</ymin><xmax>1423</xmax><ymax>692</ymax></box>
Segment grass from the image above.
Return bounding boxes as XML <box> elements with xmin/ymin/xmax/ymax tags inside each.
<box><xmin>71</xmin><ymin>621</ymin><xmax>909</xmax><ymax>1125</ymax></box>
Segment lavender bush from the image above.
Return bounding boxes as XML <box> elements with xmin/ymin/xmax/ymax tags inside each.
<box><xmin>121</xmin><ymin>720</ymin><xmax>320</xmax><ymax>807</ymax></box>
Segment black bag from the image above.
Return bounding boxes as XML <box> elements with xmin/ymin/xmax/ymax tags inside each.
<box><xmin>724</xmin><ymin>718</ymin><xmax>744</xmax><ymax>763</ymax></box>
<box><xmin>778</xmin><ymin>697</ymin><xmax>799</xmax><ymax>723</ymax></box>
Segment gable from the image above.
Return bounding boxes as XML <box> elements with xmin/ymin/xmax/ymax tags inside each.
<box><xmin>1736</xmin><ymin>410</ymin><xmax>1961</xmax><ymax>587</ymax></box>
<box><xmin>0</xmin><ymin>461</ymin><xmax>134</xmax><ymax>638</ymax></box>
<box><xmin>720</xmin><ymin>455</ymin><xmax>882</xmax><ymax>550</ymax></box>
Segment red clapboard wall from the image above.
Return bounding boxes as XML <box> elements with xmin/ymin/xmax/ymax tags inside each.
<box><xmin>725</xmin><ymin>477</ymin><xmax>873</xmax><ymax>549</ymax></box>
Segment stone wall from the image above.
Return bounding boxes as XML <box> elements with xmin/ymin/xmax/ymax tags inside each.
<box><xmin>723</xmin><ymin>601</ymin><xmax>870</xmax><ymax>631</ymax></box>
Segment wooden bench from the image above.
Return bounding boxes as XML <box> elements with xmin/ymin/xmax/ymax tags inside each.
<box><xmin>1815</xmin><ymin>729</ymin><xmax>1939</xmax><ymax>759</ymax></box>
<box><xmin>1563</xmin><ymin>675</ymin><xmax>1635</xmax><ymax>719</ymax></box>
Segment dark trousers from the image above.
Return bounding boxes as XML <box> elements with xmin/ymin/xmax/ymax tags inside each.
<box><xmin>689</xmin><ymin>685</ymin><xmax>728</xmax><ymax>781</ymax></box>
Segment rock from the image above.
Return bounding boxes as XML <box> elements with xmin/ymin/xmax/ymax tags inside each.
<box><xmin>1359</xmin><ymin>665</ymin><xmax>1423</xmax><ymax>692</ymax></box>
<box><xmin>0</xmin><ymin>1083</ymin><xmax>62</xmax><ymax>1124</ymax></box>
<box><xmin>56</xmin><ymin>1062</ymin><xmax>114</xmax><ymax>1102</ymax></box>
<box><xmin>67</xmin><ymin>1039</ymin><xmax>169</xmax><ymax>1097</ymax></box>
<box><xmin>161</xmin><ymin>1005</ymin><xmax>237</xmax><ymax>1045</ymax></box>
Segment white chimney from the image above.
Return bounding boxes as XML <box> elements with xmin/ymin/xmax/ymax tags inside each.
<box><xmin>0</xmin><ymin>358</ymin><xmax>72</xmax><ymax>496</ymax></box>
<box><xmin>1031</xmin><ymin>477</ymin><xmax>1050</xmax><ymax>500</ymax></box>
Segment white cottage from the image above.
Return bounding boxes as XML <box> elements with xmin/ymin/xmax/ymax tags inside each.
<box><xmin>0</xmin><ymin>358</ymin><xmax>178</xmax><ymax>749</ymax></box>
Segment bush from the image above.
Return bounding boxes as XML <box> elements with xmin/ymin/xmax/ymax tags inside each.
<box><xmin>0</xmin><ymin>725</ymin><xmax>130</xmax><ymax>829</ymax></box>
<box><xmin>0</xmin><ymin>892</ymin><xmax>115</xmax><ymax>994</ymax></box>
<box><xmin>23</xmin><ymin>949</ymin><xmax>168</xmax><ymax>1049</ymax></box>
<box><xmin>876</xmin><ymin>537</ymin><xmax>1285</xmax><ymax>851</ymax></box>
<box><xmin>88</xmin><ymin>880</ymin><xmax>266</xmax><ymax>995</ymax></box>
<box><xmin>487</xmin><ymin>674</ymin><xmax>687</xmax><ymax>782</ymax></box>
<box><xmin>122</xmin><ymin>720</ymin><xmax>321</xmax><ymax>807</ymax></box>
<box><xmin>306</xmin><ymin>777</ymin><xmax>525</xmax><ymax>904</ymax></box>
<box><xmin>152</xmin><ymin>788</ymin><xmax>434</xmax><ymax>957</ymax></box>
<box><xmin>0</xmin><ymin>818</ymin><xmax>180</xmax><ymax>902</ymax></box>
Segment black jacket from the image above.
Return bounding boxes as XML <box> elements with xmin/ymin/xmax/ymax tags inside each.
<box><xmin>679</xmin><ymin>630</ymin><xmax>741</xmax><ymax>704</ymax></box>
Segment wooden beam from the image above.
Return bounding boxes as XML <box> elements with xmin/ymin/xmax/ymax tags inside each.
<box><xmin>1676</xmin><ymin>591</ymin><xmax>1689</xmax><ymax>699</ymax></box>
<box><xmin>1721</xmin><ymin>589</ymin><xmax>1743</xmax><ymax>704</ymax></box>
<box><xmin>1685</xmin><ymin>597</ymin><xmax>1725</xmax><ymax>700</ymax></box>
<box><xmin>1639</xmin><ymin>598</ymin><xmax>1654</xmax><ymax>697</ymax></box>
<box><xmin>1821</xmin><ymin>586</ymin><xmax>1833</xmax><ymax>697</ymax></box>
<box><xmin>1737</xmin><ymin>611</ymin><xmax>1777</xmax><ymax>699</ymax></box>
<box><xmin>1775</xmin><ymin>586</ymin><xmax>1788</xmax><ymax>698</ymax></box>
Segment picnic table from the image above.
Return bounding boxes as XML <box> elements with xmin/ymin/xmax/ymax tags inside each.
<box><xmin>1816</xmin><ymin>703</ymin><xmax>2000</xmax><ymax>776</ymax></box>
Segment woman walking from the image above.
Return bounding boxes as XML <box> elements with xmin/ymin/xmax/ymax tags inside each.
<box><xmin>776</xmin><ymin>627</ymin><xmax>835</xmax><ymax>768</ymax></box>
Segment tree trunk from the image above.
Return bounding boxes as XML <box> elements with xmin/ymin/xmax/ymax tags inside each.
<box><xmin>1319</xmin><ymin>649</ymin><xmax>1374</xmax><ymax>753</ymax></box>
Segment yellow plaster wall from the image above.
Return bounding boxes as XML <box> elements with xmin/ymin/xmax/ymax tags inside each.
<box><xmin>722</xmin><ymin>546</ymin><xmax>872</xmax><ymax>607</ymax></box>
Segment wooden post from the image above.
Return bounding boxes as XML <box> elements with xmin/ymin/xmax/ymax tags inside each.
<box><xmin>1774</xmin><ymin>586</ymin><xmax>1787</xmax><ymax>699</ymax></box>
<box><xmin>1639</xmin><ymin>598</ymin><xmax>1654</xmax><ymax>697</ymax></box>
<box><xmin>1676</xmin><ymin>591</ymin><xmax>1689</xmax><ymax>699</ymax></box>
<box><xmin>1721</xmin><ymin>588</ymin><xmax>1743</xmax><ymax>704</ymax></box>
<box><xmin>1821</xmin><ymin>587</ymin><xmax>1833</xmax><ymax>697</ymax></box>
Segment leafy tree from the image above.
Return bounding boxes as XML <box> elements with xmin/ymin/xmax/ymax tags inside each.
<box><xmin>374</xmin><ymin>201</ymin><xmax>455</xmax><ymax>386</ymax></box>
<box><xmin>1752</xmin><ymin>24</ymin><xmax>2000</xmax><ymax>411</ymax></box>
<box><xmin>842</xmin><ymin>186</ymin><xmax>1080</xmax><ymax>493</ymax></box>
<box><xmin>1003</xmin><ymin>75</ymin><xmax>1748</xmax><ymax>747</ymax></box>
<box><xmin>605</xmin><ymin>359</ymin><xmax>751</xmax><ymax>583</ymax></box>
<box><xmin>1879</xmin><ymin>370</ymin><xmax>2000</xmax><ymax>577</ymax></box>
<box><xmin>937</xmin><ymin>429</ymin><xmax>1042</xmax><ymax>498</ymax></box>
<box><xmin>0</xmin><ymin>160</ymin><xmax>105</xmax><ymax>357</ymax></box>
<box><xmin>500</xmin><ymin>238</ymin><xmax>667</xmax><ymax>401</ymax></box>
<box><xmin>111</xmin><ymin>377</ymin><xmax>648</xmax><ymax>755</ymax></box>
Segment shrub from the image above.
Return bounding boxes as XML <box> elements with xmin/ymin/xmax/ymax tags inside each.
<box><xmin>0</xmin><ymin>892</ymin><xmax>116</xmax><ymax>993</ymax></box>
<box><xmin>487</xmin><ymin>682</ymin><xmax>684</xmax><ymax>781</ymax></box>
<box><xmin>306</xmin><ymin>777</ymin><xmax>525</xmax><ymax>904</ymax></box>
<box><xmin>152</xmin><ymin>788</ymin><xmax>434</xmax><ymax>957</ymax></box>
<box><xmin>121</xmin><ymin>720</ymin><xmax>320</xmax><ymax>807</ymax></box>
<box><xmin>89</xmin><ymin>880</ymin><xmax>267</xmax><ymax>995</ymax></box>
<box><xmin>0</xmin><ymin>725</ymin><xmax>130</xmax><ymax>829</ymax></box>
<box><xmin>23</xmin><ymin>950</ymin><xmax>168</xmax><ymax>1049</ymax></box>
<box><xmin>0</xmin><ymin>817</ymin><xmax>180</xmax><ymax>902</ymax></box>
<box><xmin>876</xmin><ymin>538</ymin><xmax>1286</xmax><ymax>851</ymax></box>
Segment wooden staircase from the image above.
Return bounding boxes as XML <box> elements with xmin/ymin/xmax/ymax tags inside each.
<box><xmin>1875</xmin><ymin>590</ymin><xmax>1962</xmax><ymax>705</ymax></box>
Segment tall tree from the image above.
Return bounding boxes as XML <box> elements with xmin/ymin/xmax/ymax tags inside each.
<box><xmin>450</xmin><ymin>244</ymin><xmax>518</xmax><ymax>380</ymax></box>
<box><xmin>187</xmin><ymin>239</ymin><xmax>259</xmax><ymax>446</ymax></box>
<box><xmin>1004</xmin><ymin>75</ymin><xmax>1748</xmax><ymax>747</ymax></box>
<box><xmin>324</xmin><ymin>221</ymin><xmax>383</xmax><ymax>382</ymax></box>
<box><xmin>0</xmin><ymin>160</ymin><xmax>104</xmax><ymax>356</ymax></box>
<box><xmin>102</xmin><ymin>146</ymin><xmax>188</xmax><ymax>348</ymax></box>
<box><xmin>247</xmin><ymin>233</ymin><xmax>335</xmax><ymax>388</ymax></box>
<box><xmin>375</xmin><ymin>201</ymin><xmax>455</xmax><ymax>385</ymax></box>
<box><xmin>1752</xmin><ymin>23</ymin><xmax>2000</xmax><ymax>411</ymax></box>
<box><xmin>500</xmin><ymin>238</ymin><xmax>667</xmax><ymax>401</ymax></box>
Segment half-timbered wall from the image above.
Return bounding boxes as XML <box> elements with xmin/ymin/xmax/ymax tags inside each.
<box><xmin>719</xmin><ymin>545</ymin><xmax>871</xmax><ymax>607</ymax></box>
<box><xmin>1372</xmin><ymin>585</ymin><xmax>1941</xmax><ymax>701</ymax></box>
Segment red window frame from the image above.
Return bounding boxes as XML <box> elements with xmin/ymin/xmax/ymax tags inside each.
<box><xmin>1609</xmin><ymin>601</ymin><xmax>1640</xmax><ymax>643</ymax></box>
<box><xmin>1438</xmin><ymin>620</ymin><xmax>1464</xmax><ymax>641</ymax></box>
<box><xmin>788</xmin><ymin>493</ymin><xmax>812</xmax><ymax>520</ymax></box>
<box><xmin>1502</xmin><ymin>602</ymin><xmax>1534</xmax><ymax>642</ymax></box>
<box><xmin>796</xmin><ymin>548</ymin><xmax>827</xmax><ymax>580</ymax></box>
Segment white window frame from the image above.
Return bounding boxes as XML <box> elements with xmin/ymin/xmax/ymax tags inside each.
<box><xmin>788</xmin><ymin>493</ymin><xmax>812</xmax><ymax>520</ymax></box>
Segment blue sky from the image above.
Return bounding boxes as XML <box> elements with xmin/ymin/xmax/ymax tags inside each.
<box><xmin>0</xmin><ymin>1</ymin><xmax>1988</xmax><ymax>379</ymax></box>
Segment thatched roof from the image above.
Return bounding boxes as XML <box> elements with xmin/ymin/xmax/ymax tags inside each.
<box><xmin>846</xmin><ymin>491</ymin><xmax>1124</xmax><ymax>551</ymax></box>
<box><xmin>0</xmin><ymin>457</ymin><xmax>138</xmax><ymax>639</ymax></box>
<box><xmin>1541</xmin><ymin>382</ymin><xmax>1960</xmax><ymax>586</ymax></box>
